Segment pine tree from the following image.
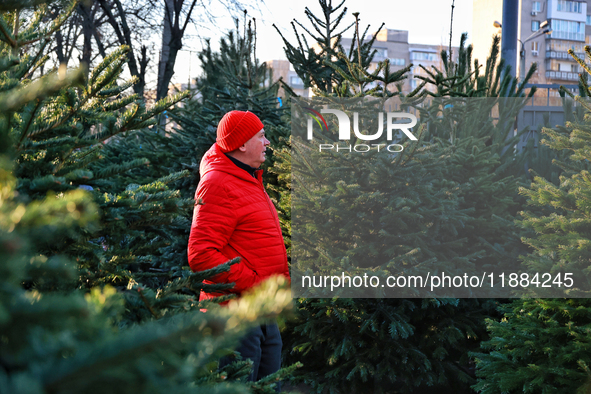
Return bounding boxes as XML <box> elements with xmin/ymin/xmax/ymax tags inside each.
<box><xmin>272</xmin><ymin>3</ymin><xmax>510</xmax><ymax>393</ymax></box>
<box><xmin>0</xmin><ymin>2</ymin><xmax>295</xmax><ymax>393</ymax></box>
<box><xmin>0</xmin><ymin>161</ymin><xmax>293</xmax><ymax>391</ymax></box>
<box><xmin>472</xmin><ymin>46</ymin><xmax>591</xmax><ymax>393</ymax></box>
<box><xmin>0</xmin><ymin>0</ymin><xmax>219</xmax><ymax>323</ymax></box>
<box><xmin>414</xmin><ymin>33</ymin><xmax>547</xmax><ymax>286</ymax></box>
<box><xmin>473</xmin><ymin>298</ymin><xmax>591</xmax><ymax>394</ymax></box>
<box><xmin>274</xmin><ymin>2</ymin><xmax>410</xmax><ymax>97</ymax></box>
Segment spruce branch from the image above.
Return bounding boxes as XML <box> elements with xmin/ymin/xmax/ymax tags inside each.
<box><xmin>137</xmin><ymin>286</ymin><xmax>160</xmax><ymax>319</ymax></box>
<box><xmin>2</xmin><ymin>67</ymin><xmax>83</xmax><ymax>115</ymax></box>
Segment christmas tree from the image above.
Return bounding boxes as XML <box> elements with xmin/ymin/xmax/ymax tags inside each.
<box><xmin>473</xmin><ymin>46</ymin><xmax>591</xmax><ymax>393</ymax></box>
<box><xmin>274</xmin><ymin>3</ymin><xmax>512</xmax><ymax>392</ymax></box>
<box><xmin>0</xmin><ymin>2</ymin><xmax>294</xmax><ymax>393</ymax></box>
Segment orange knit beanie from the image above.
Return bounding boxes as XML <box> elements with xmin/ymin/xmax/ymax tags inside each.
<box><xmin>216</xmin><ymin>111</ymin><xmax>264</xmax><ymax>152</ymax></box>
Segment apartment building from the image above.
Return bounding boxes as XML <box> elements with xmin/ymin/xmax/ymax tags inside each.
<box><xmin>472</xmin><ymin>0</ymin><xmax>591</xmax><ymax>85</ymax></box>
<box><xmin>265</xmin><ymin>59</ymin><xmax>309</xmax><ymax>97</ymax></box>
<box><xmin>267</xmin><ymin>28</ymin><xmax>456</xmax><ymax>96</ymax></box>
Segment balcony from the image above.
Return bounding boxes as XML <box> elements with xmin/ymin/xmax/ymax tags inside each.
<box><xmin>546</xmin><ymin>50</ymin><xmax>584</xmax><ymax>60</ymax></box>
<box><xmin>546</xmin><ymin>70</ymin><xmax>580</xmax><ymax>80</ymax></box>
<box><xmin>549</xmin><ymin>31</ymin><xmax>585</xmax><ymax>41</ymax></box>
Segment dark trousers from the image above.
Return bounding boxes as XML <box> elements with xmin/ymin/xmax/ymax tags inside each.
<box><xmin>220</xmin><ymin>323</ymin><xmax>282</xmax><ymax>383</ymax></box>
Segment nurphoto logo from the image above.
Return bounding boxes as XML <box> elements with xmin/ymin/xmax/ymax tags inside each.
<box><xmin>304</xmin><ymin>107</ymin><xmax>418</xmax><ymax>153</ymax></box>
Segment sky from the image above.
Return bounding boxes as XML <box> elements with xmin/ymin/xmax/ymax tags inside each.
<box><xmin>170</xmin><ymin>0</ymin><xmax>474</xmax><ymax>86</ymax></box>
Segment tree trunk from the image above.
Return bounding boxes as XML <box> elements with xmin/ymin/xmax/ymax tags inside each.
<box><xmin>157</xmin><ymin>0</ymin><xmax>176</xmax><ymax>102</ymax></box>
<box><xmin>157</xmin><ymin>0</ymin><xmax>199</xmax><ymax>102</ymax></box>
<box><xmin>78</xmin><ymin>2</ymin><xmax>93</xmax><ymax>75</ymax></box>
<box><xmin>98</xmin><ymin>0</ymin><xmax>146</xmax><ymax>98</ymax></box>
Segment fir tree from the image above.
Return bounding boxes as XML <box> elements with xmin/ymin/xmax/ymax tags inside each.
<box><xmin>0</xmin><ymin>160</ymin><xmax>294</xmax><ymax>391</ymax></box>
<box><xmin>0</xmin><ymin>2</ymin><xmax>295</xmax><ymax>392</ymax></box>
<box><xmin>274</xmin><ymin>3</ymin><xmax>505</xmax><ymax>393</ymax></box>
<box><xmin>414</xmin><ymin>33</ymin><xmax>545</xmax><ymax>285</ymax></box>
<box><xmin>472</xmin><ymin>46</ymin><xmax>591</xmax><ymax>393</ymax></box>
<box><xmin>274</xmin><ymin>2</ymin><xmax>410</xmax><ymax>97</ymax></box>
<box><xmin>0</xmin><ymin>0</ymin><xmax>220</xmax><ymax>323</ymax></box>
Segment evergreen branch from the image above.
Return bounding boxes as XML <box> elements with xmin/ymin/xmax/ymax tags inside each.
<box><xmin>25</xmin><ymin>135</ymin><xmax>78</xmax><ymax>149</ymax></box>
<box><xmin>332</xmin><ymin>19</ymin><xmax>354</xmax><ymax>40</ymax></box>
<box><xmin>0</xmin><ymin>0</ymin><xmax>52</xmax><ymax>10</ymax></box>
<box><xmin>96</xmin><ymin>79</ymin><xmax>137</xmax><ymax>98</ymax></box>
<box><xmin>0</xmin><ymin>56</ymin><xmax>19</xmax><ymax>73</ymax></box>
<box><xmin>41</xmin><ymin>312</ymin><xmax>228</xmax><ymax>392</ymax></box>
<box><xmin>159</xmin><ymin>259</ymin><xmax>239</xmax><ymax>297</ymax></box>
<box><xmin>16</xmin><ymin>3</ymin><xmax>46</xmax><ymax>37</ymax></box>
<box><xmin>41</xmin><ymin>278</ymin><xmax>291</xmax><ymax>392</ymax></box>
<box><xmin>571</xmin><ymin>47</ymin><xmax>591</xmax><ymax>79</ymax></box>
<box><xmin>16</xmin><ymin>98</ymin><xmax>42</xmax><ymax>146</ymax></box>
<box><xmin>254</xmin><ymin>361</ymin><xmax>303</xmax><ymax>389</ymax></box>
<box><xmin>134</xmin><ymin>91</ymin><xmax>189</xmax><ymax>125</ymax></box>
<box><xmin>126</xmin><ymin>119</ymin><xmax>157</xmax><ymax>130</ymax></box>
<box><xmin>25</xmin><ymin>103</ymin><xmax>84</xmax><ymax>143</ymax></box>
<box><xmin>87</xmin><ymin>54</ymin><xmax>128</xmax><ymax>98</ymax></box>
<box><xmin>24</xmin><ymin>53</ymin><xmax>49</xmax><ymax>80</ymax></box>
<box><xmin>56</xmin><ymin>149</ymin><xmax>102</xmax><ymax>177</ymax></box>
<box><xmin>137</xmin><ymin>286</ymin><xmax>160</xmax><ymax>319</ymax></box>
<box><xmin>93</xmin><ymin>158</ymin><xmax>149</xmax><ymax>180</ymax></box>
<box><xmin>24</xmin><ymin>174</ymin><xmax>70</xmax><ymax>191</ymax></box>
<box><xmin>89</xmin><ymin>46</ymin><xmax>130</xmax><ymax>86</ymax></box>
<box><xmin>0</xmin><ymin>78</ymin><xmax>20</xmax><ymax>95</ymax></box>
<box><xmin>0</xmin><ymin>67</ymin><xmax>83</xmax><ymax>116</ymax></box>
<box><xmin>64</xmin><ymin>169</ymin><xmax>93</xmax><ymax>183</ymax></box>
<box><xmin>113</xmin><ymin>102</ymin><xmax>140</xmax><ymax>133</ymax></box>
<box><xmin>19</xmin><ymin>1</ymin><xmax>78</xmax><ymax>47</ymax></box>
<box><xmin>0</xmin><ymin>13</ymin><xmax>16</xmax><ymax>47</ymax></box>
<box><xmin>293</xmin><ymin>19</ymin><xmax>323</xmax><ymax>50</ymax></box>
<box><xmin>101</xmin><ymin>94</ymin><xmax>139</xmax><ymax>113</ymax></box>
<box><xmin>149</xmin><ymin>170</ymin><xmax>191</xmax><ymax>186</ymax></box>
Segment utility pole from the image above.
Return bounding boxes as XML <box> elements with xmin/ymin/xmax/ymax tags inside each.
<box><xmin>501</xmin><ymin>0</ymin><xmax>519</xmax><ymax>79</ymax></box>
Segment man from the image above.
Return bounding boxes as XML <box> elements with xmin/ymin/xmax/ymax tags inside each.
<box><xmin>187</xmin><ymin>110</ymin><xmax>290</xmax><ymax>382</ymax></box>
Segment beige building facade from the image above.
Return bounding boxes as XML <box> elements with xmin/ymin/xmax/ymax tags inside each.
<box><xmin>265</xmin><ymin>59</ymin><xmax>309</xmax><ymax>98</ymax></box>
<box><xmin>472</xmin><ymin>0</ymin><xmax>591</xmax><ymax>85</ymax></box>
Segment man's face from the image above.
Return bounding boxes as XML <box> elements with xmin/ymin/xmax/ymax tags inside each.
<box><xmin>241</xmin><ymin>129</ymin><xmax>270</xmax><ymax>168</ymax></box>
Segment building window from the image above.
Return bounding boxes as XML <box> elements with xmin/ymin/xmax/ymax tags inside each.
<box><xmin>550</xmin><ymin>19</ymin><xmax>585</xmax><ymax>41</ymax></box>
<box><xmin>389</xmin><ymin>58</ymin><xmax>405</xmax><ymax>66</ymax></box>
<box><xmin>374</xmin><ymin>48</ymin><xmax>388</xmax><ymax>58</ymax></box>
<box><xmin>556</xmin><ymin>0</ymin><xmax>583</xmax><ymax>13</ymax></box>
<box><xmin>532</xmin><ymin>20</ymin><xmax>540</xmax><ymax>31</ymax></box>
<box><xmin>546</xmin><ymin>39</ymin><xmax>584</xmax><ymax>52</ymax></box>
<box><xmin>587</xmin><ymin>14</ymin><xmax>591</xmax><ymax>24</ymax></box>
<box><xmin>410</xmin><ymin>52</ymin><xmax>438</xmax><ymax>61</ymax></box>
<box><xmin>532</xmin><ymin>1</ymin><xmax>541</xmax><ymax>12</ymax></box>
<box><xmin>290</xmin><ymin>76</ymin><xmax>303</xmax><ymax>86</ymax></box>
<box><xmin>531</xmin><ymin>41</ymin><xmax>539</xmax><ymax>52</ymax></box>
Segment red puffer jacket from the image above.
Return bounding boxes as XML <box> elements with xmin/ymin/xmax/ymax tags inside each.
<box><xmin>188</xmin><ymin>142</ymin><xmax>289</xmax><ymax>301</ymax></box>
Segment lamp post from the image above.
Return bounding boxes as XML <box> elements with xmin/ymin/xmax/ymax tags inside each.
<box><xmin>494</xmin><ymin>20</ymin><xmax>552</xmax><ymax>81</ymax></box>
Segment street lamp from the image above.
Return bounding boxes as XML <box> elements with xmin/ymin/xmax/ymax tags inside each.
<box><xmin>493</xmin><ymin>20</ymin><xmax>552</xmax><ymax>81</ymax></box>
<box><xmin>519</xmin><ymin>21</ymin><xmax>551</xmax><ymax>82</ymax></box>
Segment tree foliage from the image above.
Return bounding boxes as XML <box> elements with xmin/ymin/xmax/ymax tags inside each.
<box><xmin>473</xmin><ymin>49</ymin><xmax>591</xmax><ymax>393</ymax></box>
<box><xmin>0</xmin><ymin>2</ymin><xmax>293</xmax><ymax>393</ymax></box>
